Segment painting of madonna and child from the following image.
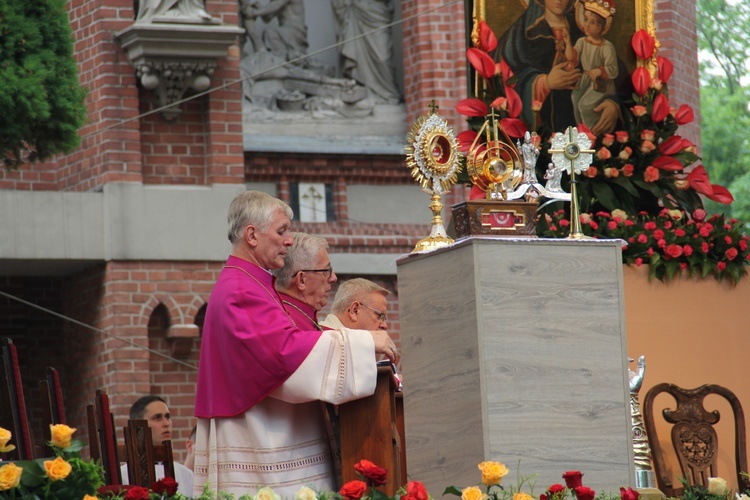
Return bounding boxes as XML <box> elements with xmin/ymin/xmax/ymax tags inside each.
<box><xmin>477</xmin><ymin>0</ymin><xmax>641</xmax><ymax>139</ymax></box>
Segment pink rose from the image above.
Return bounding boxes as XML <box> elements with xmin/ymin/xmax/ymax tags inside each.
<box><xmin>726</xmin><ymin>248</ymin><xmax>739</xmax><ymax>261</ymax></box>
<box><xmin>640</xmin><ymin>130</ymin><xmax>655</xmax><ymax>142</ymax></box>
<box><xmin>635</xmin><ymin>258</ymin><xmax>643</xmax><ymax>266</ymax></box>
<box><xmin>665</xmin><ymin>244</ymin><xmax>683</xmax><ymax>258</ymax></box>
<box><xmin>618</xmin><ymin>147</ymin><xmax>633</xmax><ymax>160</ymax></box>
<box><xmin>640</xmin><ymin>141</ymin><xmax>656</xmax><ymax>154</ymax></box>
<box><xmin>584</xmin><ymin>166</ymin><xmax>598</xmax><ymax>178</ymax></box>
<box><xmin>604</xmin><ymin>167</ymin><xmax>619</xmax><ymax>178</ymax></box>
<box><xmin>608</xmin><ymin>221</ymin><xmax>617</xmax><ymax>230</ymax></box>
<box><xmin>701</xmin><ymin>242</ymin><xmax>710</xmax><ymax>253</ymax></box>
<box><xmin>602</xmin><ymin>134</ymin><xmax>615</xmax><ymax>146</ymax></box>
<box><xmin>644</xmin><ymin>166</ymin><xmax>659</xmax><ymax>182</ymax></box>
<box><xmin>622</xmin><ymin>164</ymin><xmax>634</xmax><ymax>176</ymax></box>
<box><xmin>693</xmin><ymin>209</ymin><xmax>707</xmax><ymax>222</ymax></box>
<box><xmin>615</xmin><ymin>131</ymin><xmax>629</xmax><ymax>143</ymax></box>
<box><xmin>683</xmin><ymin>245</ymin><xmax>693</xmax><ymax>256</ymax></box>
<box><xmin>718</xmin><ymin>262</ymin><xmax>727</xmax><ymax>272</ymax></box>
<box><xmin>631</xmin><ymin>105</ymin><xmax>647</xmax><ymax>117</ymax></box>
<box><xmin>637</xmin><ymin>234</ymin><xmax>648</xmax><ymax>244</ymax></box>
<box><xmin>596</xmin><ymin>147</ymin><xmax>612</xmax><ymax>160</ymax></box>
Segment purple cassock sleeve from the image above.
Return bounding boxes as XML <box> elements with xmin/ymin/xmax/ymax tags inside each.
<box><xmin>194</xmin><ymin>256</ymin><xmax>323</xmax><ymax>418</ymax></box>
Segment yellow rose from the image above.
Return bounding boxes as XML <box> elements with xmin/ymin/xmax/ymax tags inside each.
<box><xmin>0</xmin><ymin>427</ymin><xmax>16</xmax><ymax>453</ymax></box>
<box><xmin>50</xmin><ymin>424</ymin><xmax>76</xmax><ymax>449</ymax></box>
<box><xmin>462</xmin><ymin>486</ymin><xmax>487</xmax><ymax>500</ymax></box>
<box><xmin>254</xmin><ymin>486</ymin><xmax>282</xmax><ymax>500</ymax></box>
<box><xmin>477</xmin><ymin>461</ymin><xmax>509</xmax><ymax>486</ymax></box>
<box><xmin>294</xmin><ymin>486</ymin><xmax>317</xmax><ymax>500</ymax></box>
<box><xmin>0</xmin><ymin>463</ymin><xmax>23</xmax><ymax>490</ymax></box>
<box><xmin>707</xmin><ymin>477</ymin><xmax>728</xmax><ymax>496</ymax></box>
<box><xmin>44</xmin><ymin>456</ymin><xmax>72</xmax><ymax>481</ymax></box>
<box><xmin>611</xmin><ymin>209</ymin><xmax>628</xmax><ymax>222</ymax></box>
<box><xmin>84</xmin><ymin>496</ymin><xmax>99</xmax><ymax>500</ymax></box>
<box><xmin>514</xmin><ymin>493</ymin><xmax>534</xmax><ymax>500</ymax></box>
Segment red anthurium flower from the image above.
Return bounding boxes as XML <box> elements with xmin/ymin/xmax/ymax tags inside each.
<box><xmin>620</xmin><ymin>487</ymin><xmax>640</xmax><ymax>500</ymax></box>
<box><xmin>687</xmin><ymin>166</ymin><xmax>713</xmax><ymax>195</ymax></box>
<box><xmin>631</xmin><ymin>67</ymin><xmax>651</xmax><ymax>97</ymax></box>
<box><xmin>681</xmin><ymin>138</ymin><xmax>696</xmax><ymax>150</ymax></box>
<box><xmin>658</xmin><ymin>135</ymin><xmax>684</xmax><ymax>155</ymax></box>
<box><xmin>651</xmin><ymin>93</ymin><xmax>670</xmax><ymax>122</ymax></box>
<box><xmin>706</xmin><ymin>184</ymin><xmax>734</xmax><ymax>204</ymax></box>
<box><xmin>500</xmin><ymin>118</ymin><xmax>528</xmax><ymax>138</ymax></box>
<box><xmin>656</xmin><ymin>56</ymin><xmax>673</xmax><ymax>84</ymax></box>
<box><xmin>456</xmin><ymin>98</ymin><xmax>488</xmax><ymax>117</ymax></box>
<box><xmin>674</xmin><ymin>104</ymin><xmax>695</xmax><ymax>125</ymax></box>
<box><xmin>653</xmin><ymin>156</ymin><xmax>684</xmax><ymax>171</ymax></box>
<box><xmin>477</xmin><ymin>21</ymin><xmax>498</xmax><ymax>53</ymax></box>
<box><xmin>562</xmin><ymin>471</ymin><xmax>584</xmax><ymax>488</ymax></box>
<box><xmin>631</xmin><ymin>29</ymin><xmax>656</xmax><ymax>59</ymax></box>
<box><xmin>498</xmin><ymin>58</ymin><xmax>514</xmax><ymax>85</ymax></box>
<box><xmin>457</xmin><ymin>130</ymin><xmax>479</xmax><ymax>153</ymax></box>
<box><xmin>505</xmin><ymin>86</ymin><xmax>523</xmax><ymax>118</ymax></box>
<box><xmin>574</xmin><ymin>486</ymin><xmax>596</xmax><ymax>500</ymax></box>
<box><xmin>467</xmin><ymin>48</ymin><xmax>497</xmax><ymax>80</ymax></box>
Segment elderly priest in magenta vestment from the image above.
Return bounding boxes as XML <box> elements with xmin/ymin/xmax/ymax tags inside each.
<box><xmin>193</xmin><ymin>191</ymin><xmax>397</xmax><ymax>497</ymax></box>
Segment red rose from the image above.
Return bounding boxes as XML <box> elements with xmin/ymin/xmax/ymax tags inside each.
<box><xmin>635</xmin><ymin>258</ymin><xmax>643</xmax><ymax>266</ymax></box>
<box><xmin>562</xmin><ymin>471</ymin><xmax>584</xmax><ymax>488</ymax></box>
<box><xmin>700</xmin><ymin>224</ymin><xmax>714</xmax><ymax>238</ymax></box>
<box><xmin>637</xmin><ymin>233</ymin><xmax>648</xmax><ymax>244</ymax></box>
<box><xmin>675</xmin><ymin>229</ymin><xmax>686</xmax><ymax>237</ymax></box>
<box><xmin>608</xmin><ymin>221</ymin><xmax>617</xmax><ymax>230</ymax></box>
<box><xmin>152</xmin><ymin>477</ymin><xmax>179</xmax><ymax>496</ymax></box>
<box><xmin>354</xmin><ymin>459</ymin><xmax>388</xmax><ymax>486</ymax></box>
<box><xmin>574</xmin><ymin>486</ymin><xmax>596</xmax><ymax>500</ymax></box>
<box><xmin>701</xmin><ymin>242</ymin><xmax>710</xmax><ymax>253</ymax></box>
<box><xmin>653</xmin><ymin>229</ymin><xmax>664</xmax><ymax>240</ymax></box>
<box><xmin>560</xmin><ymin>219</ymin><xmax>570</xmax><ymax>227</ymax></box>
<box><xmin>125</xmin><ymin>486</ymin><xmax>151</xmax><ymax>500</ymax></box>
<box><xmin>683</xmin><ymin>245</ymin><xmax>693</xmax><ymax>256</ymax></box>
<box><xmin>620</xmin><ymin>487</ymin><xmax>640</xmax><ymax>500</ymax></box>
<box><xmin>725</xmin><ymin>236</ymin><xmax>733</xmax><ymax>245</ymax></box>
<box><xmin>665</xmin><ymin>244</ymin><xmax>683</xmax><ymax>258</ymax></box>
<box><xmin>402</xmin><ymin>481</ymin><xmax>430</xmax><ymax>500</ymax></box>
<box><xmin>718</xmin><ymin>262</ymin><xmax>727</xmax><ymax>272</ymax></box>
<box><xmin>726</xmin><ymin>248</ymin><xmax>739</xmax><ymax>261</ymax></box>
<box><xmin>693</xmin><ymin>209</ymin><xmax>707</xmax><ymax>222</ymax></box>
<box><xmin>741</xmin><ymin>240</ymin><xmax>748</xmax><ymax>251</ymax></box>
<box><xmin>340</xmin><ymin>480</ymin><xmax>368</xmax><ymax>500</ymax></box>
<box><xmin>548</xmin><ymin>484</ymin><xmax>566</xmax><ymax>498</ymax></box>
<box><xmin>622</xmin><ymin>164</ymin><xmax>634</xmax><ymax>177</ymax></box>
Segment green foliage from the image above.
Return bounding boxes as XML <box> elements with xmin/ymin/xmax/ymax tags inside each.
<box><xmin>0</xmin><ymin>0</ymin><xmax>87</xmax><ymax>169</ymax></box>
<box><xmin>697</xmin><ymin>0</ymin><xmax>750</xmax><ymax>93</ymax></box>
<box><xmin>699</xmin><ymin>86</ymin><xmax>750</xmax><ymax>187</ymax></box>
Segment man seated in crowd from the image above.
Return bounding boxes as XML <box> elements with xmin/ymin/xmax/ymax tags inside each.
<box><xmin>321</xmin><ymin>278</ymin><xmax>390</xmax><ymax>332</ymax></box>
<box><xmin>121</xmin><ymin>395</ymin><xmax>193</xmax><ymax>495</ymax></box>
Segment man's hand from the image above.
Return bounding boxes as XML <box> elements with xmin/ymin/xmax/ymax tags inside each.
<box><xmin>592</xmin><ymin>99</ymin><xmax>618</xmax><ymax>135</ymax></box>
<box><xmin>371</xmin><ymin>330</ymin><xmax>398</xmax><ymax>363</ymax></box>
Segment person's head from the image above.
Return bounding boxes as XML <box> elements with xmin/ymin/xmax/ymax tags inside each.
<box><xmin>274</xmin><ymin>232</ymin><xmax>337</xmax><ymax>311</ymax></box>
<box><xmin>582</xmin><ymin>9</ymin><xmax>606</xmax><ymax>38</ymax></box>
<box><xmin>541</xmin><ymin>0</ymin><xmax>571</xmax><ymax>17</ymax></box>
<box><xmin>129</xmin><ymin>395</ymin><xmax>172</xmax><ymax>444</ymax></box>
<box><xmin>227</xmin><ymin>191</ymin><xmax>294</xmax><ymax>270</ymax></box>
<box><xmin>331</xmin><ymin>278</ymin><xmax>390</xmax><ymax>330</ymax></box>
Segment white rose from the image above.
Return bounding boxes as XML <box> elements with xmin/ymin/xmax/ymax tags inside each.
<box><xmin>735</xmin><ymin>493</ymin><xmax>750</xmax><ymax>500</ymax></box>
<box><xmin>254</xmin><ymin>486</ymin><xmax>281</xmax><ymax>500</ymax></box>
<box><xmin>295</xmin><ymin>486</ymin><xmax>318</xmax><ymax>500</ymax></box>
<box><xmin>708</xmin><ymin>477</ymin><xmax>729</xmax><ymax>496</ymax></box>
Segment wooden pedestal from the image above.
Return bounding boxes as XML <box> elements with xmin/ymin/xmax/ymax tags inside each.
<box><xmin>396</xmin><ymin>238</ymin><xmax>634</xmax><ymax>494</ymax></box>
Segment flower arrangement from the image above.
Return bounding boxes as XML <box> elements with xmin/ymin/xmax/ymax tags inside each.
<box><xmin>537</xmin><ymin>207</ymin><xmax>750</xmax><ymax>284</ymax></box>
<box><xmin>0</xmin><ymin>425</ymin><xmax>104</xmax><ymax>499</ymax></box>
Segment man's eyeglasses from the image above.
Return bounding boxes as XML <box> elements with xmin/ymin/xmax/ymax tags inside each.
<box><xmin>293</xmin><ymin>266</ymin><xmax>334</xmax><ymax>279</ymax></box>
<box><xmin>360</xmin><ymin>302</ymin><xmax>387</xmax><ymax>323</ymax></box>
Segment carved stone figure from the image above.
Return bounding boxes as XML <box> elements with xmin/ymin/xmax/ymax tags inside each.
<box><xmin>331</xmin><ymin>0</ymin><xmax>401</xmax><ymax>103</ymax></box>
<box><xmin>544</xmin><ymin>163</ymin><xmax>565</xmax><ymax>193</ymax></box>
<box><xmin>239</xmin><ymin>0</ymin><xmax>308</xmax><ymax>59</ymax></box>
<box><xmin>629</xmin><ymin>355</ymin><xmax>656</xmax><ymax>487</ymax></box>
<box><xmin>519</xmin><ymin>131</ymin><xmax>540</xmax><ymax>183</ymax></box>
<box><xmin>136</xmin><ymin>0</ymin><xmax>213</xmax><ymax>23</ymax></box>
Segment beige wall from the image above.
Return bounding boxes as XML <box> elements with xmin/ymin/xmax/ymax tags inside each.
<box><xmin>625</xmin><ymin>266</ymin><xmax>750</xmax><ymax>492</ymax></box>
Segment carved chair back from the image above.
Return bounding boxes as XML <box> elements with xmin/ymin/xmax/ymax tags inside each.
<box><xmin>643</xmin><ymin>383</ymin><xmax>750</xmax><ymax>497</ymax></box>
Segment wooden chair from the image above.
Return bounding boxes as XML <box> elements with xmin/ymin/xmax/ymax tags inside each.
<box><xmin>86</xmin><ymin>389</ymin><xmax>123</xmax><ymax>486</ymax></box>
<box><xmin>643</xmin><ymin>383</ymin><xmax>750</xmax><ymax>496</ymax></box>
<box><xmin>120</xmin><ymin>419</ymin><xmax>175</xmax><ymax>487</ymax></box>
<box><xmin>0</xmin><ymin>337</ymin><xmax>34</xmax><ymax>460</ymax></box>
<box><xmin>40</xmin><ymin>366</ymin><xmax>67</xmax><ymax>442</ymax></box>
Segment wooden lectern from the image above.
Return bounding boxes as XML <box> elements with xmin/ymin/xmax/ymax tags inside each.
<box><xmin>339</xmin><ymin>366</ymin><xmax>406</xmax><ymax>495</ymax></box>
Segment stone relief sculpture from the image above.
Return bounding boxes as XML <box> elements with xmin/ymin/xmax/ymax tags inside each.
<box><xmin>331</xmin><ymin>0</ymin><xmax>401</xmax><ymax>104</ymax></box>
<box><xmin>136</xmin><ymin>0</ymin><xmax>213</xmax><ymax>23</ymax></box>
<box><xmin>238</xmin><ymin>0</ymin><xmax>402</xmax><ymax>121</ymax></box>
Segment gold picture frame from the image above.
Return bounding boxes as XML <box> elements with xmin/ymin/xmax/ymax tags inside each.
<box><xmin>469</xmin><ymin>0</ymin><xmax>657</xmax><ymax>78</ymax></box>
